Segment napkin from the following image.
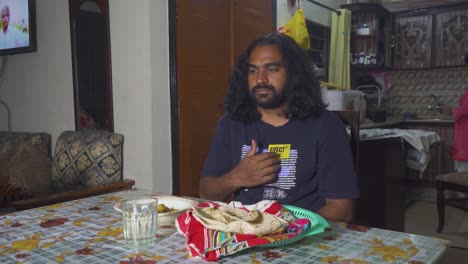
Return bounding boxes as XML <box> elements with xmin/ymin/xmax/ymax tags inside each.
<box><xmin>176</xmin><ymin>200</ymin><xmax>310</xmax><ymax>261</ymax></box>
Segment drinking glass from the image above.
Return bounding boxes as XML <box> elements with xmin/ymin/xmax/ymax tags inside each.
<box><xmin>120</xmin><ymin>197</ymin><xmax>158</xmax><ymax>246</ymax></box>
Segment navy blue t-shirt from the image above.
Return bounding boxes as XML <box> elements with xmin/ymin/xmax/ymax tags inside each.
<box><xmin>201</xmin><ymin>110</ymin><xmax>359</xmax><ymax>212</ymax></box>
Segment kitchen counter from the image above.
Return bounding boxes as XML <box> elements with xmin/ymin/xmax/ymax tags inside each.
<box><xmin>360</xmin><ymin>117</ymin><xmax>453</xmax><ymax>129</ymax></box>
<box><xmin>354</xmin><ymin>116</ymin><xmax>453</xmax><ymax>231</ymax></box>
<box><xmin>360</xmin><ymin>118</ymin><xmax>403</xmax><ymax>128</ymax></box>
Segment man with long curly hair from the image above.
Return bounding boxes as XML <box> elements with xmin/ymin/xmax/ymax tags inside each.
<box><xmin>199</xmin><ymin>33</ymin><xmax>359</xmax><ymax>222</ymax></box>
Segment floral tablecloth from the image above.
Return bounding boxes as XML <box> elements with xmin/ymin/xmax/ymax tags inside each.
<box><xmin>0</xmin><ymin>189</ymin><xmax>450</xmax><ymax>263</ymax></box>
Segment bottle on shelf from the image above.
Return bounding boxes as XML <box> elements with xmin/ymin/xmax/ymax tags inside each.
<box><xmin>370</xmin><ymin>53</ymin><xmax>376</xmax><ymax>65</ymax></box>
<box><xmin>358</xmin><ymin>52</ymin><xmax>365</xmax><ymax>64</ymax></box>
<box><xmin>365</xmin><ymin>53</ymin><xmax>370</xmax><ymax>65</ymax></box>
<box><xmin>351</xmin><ymin>53</ymin><xmax>357</xmax><ymax>64</ymax></box>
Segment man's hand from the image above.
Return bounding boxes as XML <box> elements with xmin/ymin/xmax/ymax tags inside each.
<box><xmin>199</xmin><ymin>139</ymin><xmax>280</xmax><ymax>202</ymax></box>
<box><xmin>230</xmin><ymin>139</ymin><xmax>280</xmax><ymax>189</ymax></box>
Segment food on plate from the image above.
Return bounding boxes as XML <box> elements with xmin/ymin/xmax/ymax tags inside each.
<box><xmin>157</xmin><ymin>203</ymin><xmax>177</xmax><ymax>213</ymax></box>
<box><xmin>192</xmin><ymin>207</ymin><xmax>288</xmax><ymax>235</ymax></box>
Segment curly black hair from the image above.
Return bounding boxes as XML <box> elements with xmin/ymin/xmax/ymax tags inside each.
<box><xmin>225</xmin><ymin>33</ymin><xmax>325</xmax><ymax>122</ymax></box>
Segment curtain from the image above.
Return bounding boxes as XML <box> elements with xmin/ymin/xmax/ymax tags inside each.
<box><xmin>328</xmin><ymin>9</ymin><xmax>351</xmax><ymax>90</ymax></box>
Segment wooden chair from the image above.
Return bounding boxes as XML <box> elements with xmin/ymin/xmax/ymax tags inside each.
<box><xmin>10</xmin><ymin>130</ymin><xmax>135</xmax><ymax>211</ymax></box>
<box><xmin>436</xmin><ymin>171</ymin><xmax>468</xmax><ymax>233</ymax></box>
<box><xmin>333</xmin><ymin>110</ymin><xmax>360</xmax><ymax>171</ymax></box>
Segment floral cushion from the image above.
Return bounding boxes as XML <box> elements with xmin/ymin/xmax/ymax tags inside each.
<box><xmin>0</xmin><ymin>140</ymin><xmax>52</xmax><ymax>197</ymax></box>
<box><xmin>0</xmin><ymin>132</ymin><xmax>51</xmax><ymax>161</ymax></box>
<box><xmin>51</xmin><ymin>130</ymin><xmax>124</xmax><ymax>192</ymax></box>
<box><xmin>0</xmin><ymin>132</ymin><xmax>52</xmax><ymax>205</ymax></box>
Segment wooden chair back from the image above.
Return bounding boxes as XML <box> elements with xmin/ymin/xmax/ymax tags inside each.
<box><xmin>436</xmin><ymin>171</ymin><xmax>468</xmax><ymax>233</ymax></box>
<box><xmin>333</xmin><ymin>110</ymin><xmax>360</xmax><ymax>172</ymax></box>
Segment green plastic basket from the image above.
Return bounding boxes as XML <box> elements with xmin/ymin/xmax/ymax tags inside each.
<box><xmin>258</xmin><ymin>205</ymin><xmax>329</xmax><ymax>248</ymax></box>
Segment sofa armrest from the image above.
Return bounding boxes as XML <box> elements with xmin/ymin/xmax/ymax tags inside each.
<box><xmin>10</xmin><ymin>179</ymin><xmax>136</xmax><ymax>211</ymax></box>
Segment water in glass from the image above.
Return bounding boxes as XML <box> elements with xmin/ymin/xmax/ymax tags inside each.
<box><xmin>121</xmin><ymin>197</ymin><xmax>158</xmax><ymax>246</ymax></box>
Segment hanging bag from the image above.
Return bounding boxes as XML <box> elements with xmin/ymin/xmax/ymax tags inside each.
<box><xmin>278</xmin><ymin>6</ymin><xmax>310</xmax><ymax>50</ymax></box>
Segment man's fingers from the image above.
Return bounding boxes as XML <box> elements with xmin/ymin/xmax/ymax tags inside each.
<box><xmin>260</xmin><ymin>163</ymin><xmax>281</xmax><ymax>175</ymax></box>
<box><xmin>251</xmin><ymin>152</ymin><xmax>279</xmax><ymax>163</ymax></box>
<box><xmin>261</xmin><ymin>172</ymin><xmax>277</xmax><ymax>184</ymax></box>
<box><xmin>246</xmin><ymin>139</ymin><xmax>257</xmax><ymax>157</ymax></box>
<box><xmin>254</xmin><ymin>156</ymin><xmax>280</xmax><ymax>170</ymax></box>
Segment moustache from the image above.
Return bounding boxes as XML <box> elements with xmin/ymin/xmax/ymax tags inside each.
<box><xmin>251</xmin><ymin>84</ymin><xmax>276</xmax><ymax>94</ymax></box>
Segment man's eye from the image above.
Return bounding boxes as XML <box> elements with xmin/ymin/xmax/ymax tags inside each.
<box><xmin>268</xmin><ymin>67</ymin><xmax>279</xmax><ymax>72</ymax></box>
<box><xmin>248</xmin><ymin>68</ymin><xmax>257</xmax><ymax>74</ymax></box>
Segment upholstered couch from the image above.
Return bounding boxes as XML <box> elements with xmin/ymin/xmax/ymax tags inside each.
<box><xmin>1</xmin><ymin>130</ymin><xmax>135</xmax><ymax>212</ymax></box>
<box><xmin>0</xmin><ymin>132</ymin><xmax>52</xmax><ymax>210</ymax></box>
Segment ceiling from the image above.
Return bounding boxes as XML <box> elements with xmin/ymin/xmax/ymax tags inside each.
<box><xmin>380</xmin><ymin>0</ymin><xmax>468</xmax><ymax>13</ymax></box>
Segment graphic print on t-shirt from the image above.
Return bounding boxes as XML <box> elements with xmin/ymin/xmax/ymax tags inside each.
<box><xmin>241</xmin><ymin>145</ymin><xmax>298</xmax><ymax>200</ymax></box>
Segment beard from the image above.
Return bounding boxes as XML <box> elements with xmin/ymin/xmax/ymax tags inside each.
<box><xmin>250</xmin><ymin>84</ymin><xmax>286</xmax><ymax>109</ymax></box>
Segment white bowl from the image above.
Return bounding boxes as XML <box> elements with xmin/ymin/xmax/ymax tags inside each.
<box><xmin>154</xmin><ymin>195</ymin><xmax>199</xmax><ymax>228</ymax></box>
<box><xmin>114</xmin><ymin>195</ymin><xmax>199</xmax><ymax>229</ymax></box>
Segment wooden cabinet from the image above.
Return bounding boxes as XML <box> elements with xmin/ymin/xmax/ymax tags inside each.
<box><xmin>341</xmin><ymin>3</ymin><xmax>392</xmax><ymax>69</ymax></box>
<box><xmin>392</xmin><ymin>3</ymin><xmax>468</xmax><ymax>69</ymax></box>
<box><xmin>435</xmin><ymin>9</ymin><xmax>468</xmax><ymax>67</ymax></box>
<box><xmin>393</xmin><ymin>15</ymin><xmax>432</xmax><ymax>70</ymax></box>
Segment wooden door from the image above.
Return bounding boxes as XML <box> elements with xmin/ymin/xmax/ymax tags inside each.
<box><xmin>175</xmin><ymin>0</ymin><xmax>231</xmax><ymax>197</ymax></box>
<box><xmin>171</xmin><ymin>0</ymin><xmax>275</xmax><ymax>197</ymax></box>
<box><xmin>233</xmin><ymin>0</ymin><xmax>274</xmax><ymax>62</ymax></box>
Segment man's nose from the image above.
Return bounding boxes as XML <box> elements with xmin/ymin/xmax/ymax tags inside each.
<box><xmin>256</xmin><ymin>69</ymin><xmax>268</xmax><ymax>84</ymax></box>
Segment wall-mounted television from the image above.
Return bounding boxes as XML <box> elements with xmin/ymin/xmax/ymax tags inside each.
<box><xmin>0</xmin><ymin>0</ymin><xmax>36</xmax><ymax>56</ymax></box>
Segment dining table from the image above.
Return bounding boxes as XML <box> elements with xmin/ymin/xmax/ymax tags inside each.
<box><xmin>0</xmin><ymin>189</ymin><xmax>450</xmax><ymax>263</ymax></box>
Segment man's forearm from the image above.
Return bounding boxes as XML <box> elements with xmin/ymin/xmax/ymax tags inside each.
<box><xmin>199</xmin><ymin>174</ymin><xmax>239</xmax><ymax>202</ymax></box>
<box><xmin>317</xmin><ymin>199</ymin><xmax>354</xmax><ymax>222</ymax></box>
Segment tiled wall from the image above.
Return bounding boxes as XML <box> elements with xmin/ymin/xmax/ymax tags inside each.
<box><xmin>386</xmin><ymin>67</ymin><xmax>468</xmax><ymax>118</ymax></box>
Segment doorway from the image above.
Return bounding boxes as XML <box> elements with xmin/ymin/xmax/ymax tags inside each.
<box><xmin>169</xmin><ymin>0</ymin><xmax>276</xmax><ymax>197</ymax></box>
<box><xmin>69</xmin><ymin>0</ymin><xmax>113</xmax><ymax>132</ymax></box>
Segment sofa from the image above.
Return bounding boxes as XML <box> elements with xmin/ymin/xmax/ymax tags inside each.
<box><xmin>1</xmin><ymin>130</ymin><xmax>135</xmax><ymax>212</ymax></box>
<box><xmin>0</xmin><ymin>132</ymin><xmax>52</xmax><ymax>210</ymax></box>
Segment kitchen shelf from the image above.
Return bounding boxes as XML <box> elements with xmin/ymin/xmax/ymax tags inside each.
<box><xmin>351</xmin><ymin>34</ymin><xmax>376</xmax><ymax>40</ymax></box>
<box><xmin>351</xmin><ymin>64</ymin><xmax>391</xmax><ymax>71</ymax></box>
<box><xmin>342</xmin><ymin>3</ymin><xmax>392</xmax><ymax>69</ymax></box>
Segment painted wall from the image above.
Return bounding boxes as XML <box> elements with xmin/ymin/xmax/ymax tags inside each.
<box><xmin>0</xmin><ymin>1</ymin><xmax>75</xmax><ymax>139</ymax></box>
<box><xmin>277</xmin><ymin>0</ymin><xmax>346</xmax><ymax>28</ymax></box>
<box><xmin>0</xmin><ymin>0</ymin><xmax>172</xmax><ymax>194</ymax></box>
<box><xmin>149</xmin><ymin>1</ymin><xmax>172</xmax><ymax>194</ymax></box>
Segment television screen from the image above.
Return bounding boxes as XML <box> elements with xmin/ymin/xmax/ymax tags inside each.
<box><xmin>0</xmin><ymin>0</ymin><xmax>36</xmax><ymax>55</ymax></box>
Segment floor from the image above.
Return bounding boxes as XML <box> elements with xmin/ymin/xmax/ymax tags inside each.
<box><xmin>405</xmin><ymin>186</ymin><xmax>468</xmax><ymax>263</ymax></box>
